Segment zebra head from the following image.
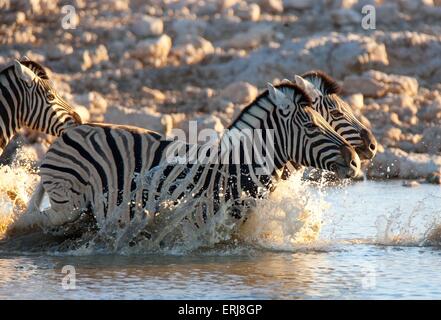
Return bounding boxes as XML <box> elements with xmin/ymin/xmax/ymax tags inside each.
<box><xmin>292</xmin><ymin>71</ymin><xmax>377</xmax><ymax>161</ymax></box>
<box><xmin>0</xmin><ymin>59</ymin><xmax>81</xmax><ymax>155</ymax></box>
<box><xmin>267</xmin><ymin>83</ymin><xmax>361</xmax><ymax>179</ymax></box>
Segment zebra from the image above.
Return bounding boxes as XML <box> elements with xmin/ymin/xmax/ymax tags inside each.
<box><xmin>9</xmin><ymin>82</ymin><xmax>361</xmax><ymax>246</ymax></box>
<box><xmin>275</xmin><ymin>71</ymin><xmax>377</xmax><ymax>180</ymax></box>
<box><xmin>0</xmin><ymin>58</ymin><xmax>81</xmax><ymax>157</ymax></box>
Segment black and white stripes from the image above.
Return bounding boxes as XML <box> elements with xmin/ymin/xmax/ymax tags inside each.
<box><xmin>14</xmin><ymin>83</ymin><xmax>360</xmax><ymax>243</ymax></box>
<box><xmin>0</xmin><ymin>59</ymin><xmax>81</xmax><ymax>155</ymax></box>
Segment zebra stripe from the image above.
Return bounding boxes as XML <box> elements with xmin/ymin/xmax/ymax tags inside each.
<box><xmin>0</xmin><ymin>59</ymin><xmax>81</xmax><ymax>155</ymax></box>
<box><xmin>272</xmin><ymin>71</ymin><xmax>378</xmax><ymax>180</ymax></box>
<box><xmin>14</xmin><ymin>83</ymin><xmax>360</xmax><ymax>246</ymax></box>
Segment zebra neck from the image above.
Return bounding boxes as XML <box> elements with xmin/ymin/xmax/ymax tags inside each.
<box><xmin>219</xmin><ymin>132</ymin><xmax>287</xmax><ymax>199</ymax></box>
<box><xmin>22</xmin><ymin>100</ymin><xmax>79</xmax><ymax>136</ymax></box>
<box><xmin>0</xmin><ymin>74</ymin><xmax>22</xmax><ymax>149</ymax></box>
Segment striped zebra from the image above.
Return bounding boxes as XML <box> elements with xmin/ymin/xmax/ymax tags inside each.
<box><xmin>10</xmin><ymin>82</ymin><xmax>360</xmax><ymax>246</ymax></box>
<box><xmin>276</xmin><ymin>71</ymin><xmax>377</xmax><ymax>179</ymax></box>
<box><xmin>0</xmin><ymin>59</ymin><xmax>81</xmax><ymax>156</ymax></box>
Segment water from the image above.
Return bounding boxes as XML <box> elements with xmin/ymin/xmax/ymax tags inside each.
<box><xmin>0</xmin><ymin>165</ymin><xmax>440</xmax><ymax>299</ymax></box>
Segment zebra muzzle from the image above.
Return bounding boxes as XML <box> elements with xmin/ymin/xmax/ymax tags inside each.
<box><xmin>332</xmin><ymin>145</ymin><xmax>361</xmax><ymax>179</ymax></box>
<box><xmin>356</xmin><ymin>129</ymin><xmax>377</xmax><ymax>160</ymax></box>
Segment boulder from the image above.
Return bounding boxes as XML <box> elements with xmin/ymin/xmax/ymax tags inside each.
<box><xmin>172</xmin><ymin>36</ymin><xmax>214</xmax><ymax>65</ymax></box>
<box><xmin>343</xmin><ymin>70</ymin><xmax>419</xmax><ymax>98</ymax></box>
<box><xmin>368</xmin><ymin>148</ymin><xmax>441</xmax><ymax>179</ymax></box>
<box><xmin>131</xmin><ymin>34</ymin><xmax>172</xmax><ymax>67</ymax></box>
<box><xmin>344</xmin><ymin>93</ymin><xmax>364</xmax><ymax>110</ymax></box>
<box><xmin>130</xmin><ymin>15</ymin><xmax>163</xmax><ymax>38</ymax></box>
<box><xmin>81</xmin><ymin>44</ymin><xmax>109</xmax><ymax>71</ymax></box>
<box><xmin>225</xmin><ymin>24</ymin><xmax>274</xmax><ymax>49</ymax></box>
<box><xmin>74</xmin><ymin>91</ymin><xmax>108</xmax><ymax>122</ymax></box>
<box><xmin>141</xmin><ymin>87</ymin><xmax>166</xmax><ymax>103</ymax></box>
<box><xmin>219</xmin><ymin>82</ymin><xmax>259</xmax><ymax>105</ymax></box>
<box><xmin>417</xmin><ymin>127</ymin><xmax>441</xmax><ymax>154</ymax></box>
<box><xmin>234</xmin><ymin>3</ymin><xmax>261</xmax><ymax>21</ymax></box>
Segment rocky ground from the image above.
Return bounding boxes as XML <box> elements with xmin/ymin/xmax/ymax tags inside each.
<box><xmin>1</xmin><ymin>0</ymin><xmax>441</xmax><ymax>183</ymax></box>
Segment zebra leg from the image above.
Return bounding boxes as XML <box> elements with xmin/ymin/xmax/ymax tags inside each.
<box><xmin>37</xmin><ymin>207</ymin><xmax>83</xmax><ymax>228</ymax></box>
<box><xmin>26</xmin><ymin>181</ymin><xmax>45</xmax><ymax>215</ymax></box>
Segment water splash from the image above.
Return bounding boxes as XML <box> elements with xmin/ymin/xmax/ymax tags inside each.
<box><xmin>54</xmin><ymin>169</ymin><xmax>335</xmax><ymax>255</ymax></box>
<box><xmin>2</xmin><ymin>155</ymin><xmax>441</xmax><ymax>256</ymax></box>
<box><xmin>375</xmin><ymin>195</ymin><xmax>441</xmax><ymax>247</ymax></box>
<box><xmin>237</xmin><ymin>171</ymin><xmax>331</xmax><ymax>251</ymax></box>
<box><xmin>0</xmin><ymin>156</ymin><xmax>39</xmax><ymax>236</ymax></box>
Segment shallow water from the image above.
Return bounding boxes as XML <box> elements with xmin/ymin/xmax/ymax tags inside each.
<box><xmin>0</xmin><ymin>180</ymin><xmax>440</xmax><ymax>299</ymax></box>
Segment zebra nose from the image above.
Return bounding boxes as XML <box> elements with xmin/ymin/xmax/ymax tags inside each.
<box><xmin>359</xmin><ymin>129</ymin><xmax>377</xmax><ymax>160</ymax></box>
<box><xmin>340</xmin><ymin>145</ymin><xmax>361</xmax><ymax>177</ymax></box>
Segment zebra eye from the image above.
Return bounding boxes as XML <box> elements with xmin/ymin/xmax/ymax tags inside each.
<box><xmin>47</xmin><ymin>93</ymin><xmax>55</xmax><ymax>101</ymax></box>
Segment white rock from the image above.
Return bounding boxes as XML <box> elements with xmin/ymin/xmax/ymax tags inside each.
<box><xmin>15</xmin><ymin>11</ymin><xmax>26</xmax><ymax>24</ymax></box>
<box><xmin>130</xmin><ymin>15</ymin><xmax>163</xmax><ymax>38</ymax></box>
<box><xmin>235</xmin><ymin>3</ymin><xmax>261</xmax><ymax>21</ymax></box>
<box><xmin>195</xmin><ymin>114</ymin><xmax>225</xmax><ymax>134</ymax></box>
<box><xmin>219</xmin><ymin>0</ymin><xmax>240</xmax><ymax>10</ymax></box>
<box><xmin>172</xmin><ymin>35</ymin><xmax>214</xmax><ymax>65</ymax></box>
<box><xmin>141</xmin><ymin>86</ymin><xmax>166</xmax><ymax>102</ymax></box>
<box><xmin>343</xmin><ymin>70</ymin><xmax>419</xmax><ymax>98</ymax></box>
<box><xmin>226</xmin><ymin>24</ymin><xmax>273</xmax><ymax>49</ymax></box>
<box><xmin>368</xmin><ymin>148</ymin><xmax>441</xmax><ymax>179</ymax></box>
<box><xmin>0</xmin><ymin>0</ymin><xmax>10</xmax><ymax>10</ymax></box>
<box><xmin>418</xmin><ymin>127</ymin><xmax>441</xmax><ymax>154</ymax></box>
<box><xmin>74</xmin><ymin>91</ymin><xmax>108</xmax><ymax>122</ymax></box>
<box><xmin>131</xmin><ymin>34</ymin><xmax>172</xmax><ymax>67</ymax></box>
<box><xmin>220</xmin><ymin>82</ymin><xmax>259</xmax><ymax>105</ymax></box>
<box><xmin>81</xmin><ymin>44</ymin><xmax>109</xmax><ymax>71</ymax></box>
<box><xmin>344</xmin><ymin>94</ymin><xmax>364</xmax><ymax>110</ymax></box>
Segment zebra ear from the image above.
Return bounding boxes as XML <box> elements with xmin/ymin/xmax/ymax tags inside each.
<box><xmin>294</xmin><ymin>75</ymin><xmax>320</xmax><ymax>99</ymax></box>
<box><xmin>13</xmin><ymin>60</ymin><xmax>37</xmax><ymax>85</ymax></box>
<box><xmin>267</xmin><ymin>83</ymin><xmax>286</xmax><ymax>105</ymax></box>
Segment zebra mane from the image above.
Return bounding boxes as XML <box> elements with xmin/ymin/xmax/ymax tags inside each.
<box><xmin>301</xmin><ymin>70</ymin><xmax>341</xmax><ymax>95</ymax></box>
<box><xmin>231</xmin><ymin>82</ymin><xmax>312</xmax><ymax>127</ymax></box>
<box><xmin>0</xmin><ymin>59</ymin><xmax>82</xmax><ymax>125</ymax></box>
<box><xmin>0</xmin><ymin>59</ymin><xmax>49</xmax><ymax>80</ymax></box>
<box><xmin>19</xmin><ymin>59</ymin><xmax>50</xmax><ymax>80</ymax></box>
